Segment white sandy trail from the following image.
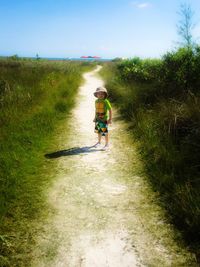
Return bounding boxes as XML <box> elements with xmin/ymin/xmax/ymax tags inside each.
<box><xmin>32</xmin><ymin>66</ymin><xmax>196</xmax><ymax>267</ymax></box>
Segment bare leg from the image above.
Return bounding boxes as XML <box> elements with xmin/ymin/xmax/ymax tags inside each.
<box><xmin>105</xmin><ymin>133</ymin><xmax>109</xmax><ymax>146</ymax></box>
<box><xmin>94</xmin><ymin>133</ymin><xmax>102</xmax><ymax>147</ymax></box>
<box><xmin>98</xmin><ymin>133</ymin><xmax>102</xmax><ymax>143</ymax></box>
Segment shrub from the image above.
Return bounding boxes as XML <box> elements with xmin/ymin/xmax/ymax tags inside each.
<box><xmin>100</xmin><ymin>46</ymin><xmax>200</xmax><ymax>249</ymax></box>
<box><xmin>0</xmin><ymin>58</ymin><xmax>94</xmax><ymax>266</ymax></box>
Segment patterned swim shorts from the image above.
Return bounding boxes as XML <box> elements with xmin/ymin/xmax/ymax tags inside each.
<box><xmin>94</xmin><ymin>119</ymin><xmax>108</xmax><ymax>136</ymax></box>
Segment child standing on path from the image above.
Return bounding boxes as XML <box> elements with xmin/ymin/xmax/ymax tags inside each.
<box><xmin>93</xmin><ymin>87</ymin><xmax>112</xmax><ymax>150</ymax></box>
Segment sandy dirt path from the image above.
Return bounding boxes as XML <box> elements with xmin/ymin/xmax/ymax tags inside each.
<box><xmin>32</xmin><ymin>66</ymin><xmax>196</xmax><ymax>266</ymax></box>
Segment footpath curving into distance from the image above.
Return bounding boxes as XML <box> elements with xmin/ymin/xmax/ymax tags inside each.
<box><xmin>32</xmin><ymin>66</ymin><xmax>197</xmax><ymax>266</ymax></box>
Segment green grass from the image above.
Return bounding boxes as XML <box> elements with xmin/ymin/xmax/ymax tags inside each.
<box><xmin>0</xmin><ymin>58</ymin><xmax>95</xmax><ymax>266</ymax></box>
<box><xmin>100</xmin><ymin>51</ymin><xmax>200</xmax><ymax>261</ymax></box>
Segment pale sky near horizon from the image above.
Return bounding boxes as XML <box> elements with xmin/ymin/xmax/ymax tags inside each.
<box><xmin>1</xmin><ymin>0</ymin><xmax>200</xmax><ymax>59</ymax></box>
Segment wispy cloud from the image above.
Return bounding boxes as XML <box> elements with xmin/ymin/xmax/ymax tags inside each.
<box><xmin>131</xmin><ymin>1</ymin><xmax>152</xmax><ymax>9</ymax></box>
<box><xmin>138</xmin><ymin>3</ymin><xmax>151</xmax><ymax>8</ymax></box>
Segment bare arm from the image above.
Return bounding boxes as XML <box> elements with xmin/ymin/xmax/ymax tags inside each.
<box><xmin>108</xmin><ymin>109</ymin><xmax>112</xmax><ymax>124</ymax></box>
<box><xmin>93</xmin><ymin>102</ymin><xmax>96</xmax><ymax>122</ymax></box>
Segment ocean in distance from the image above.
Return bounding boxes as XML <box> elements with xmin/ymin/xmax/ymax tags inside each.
<box><xmin>44</xmin><ymin>57</ymin><xmax>112</xmax><ymax>61</ymax></box>
<box><xmin>0</xmin><ymin>55</ymin><xmax>113</xmax><ymax>61</ymax></box>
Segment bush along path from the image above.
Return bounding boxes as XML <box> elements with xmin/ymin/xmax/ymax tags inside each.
<box><xmin>100</xmin><ymin>51</ymin><xmax>200</xmax><ymax>260</ymax></box>
<box><xmin>0</xmin><ymin>60</ymin><xmax>94</xmax><ymax>267</ymax></box>
<box><xmin>32</xmin><ymin>66</ymin><xmax>197</xmax><ymax>266</ymax></box>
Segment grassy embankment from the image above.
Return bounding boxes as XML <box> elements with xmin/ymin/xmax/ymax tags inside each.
<box><xmin>100</xmin><ymin>47</ymin><xmax>200</xmax><ymax>260</ymax></box>
<box><xmin>0</xmin><ymin>58</ymin><xmax>95</xmax><ymax>266</ymax></box>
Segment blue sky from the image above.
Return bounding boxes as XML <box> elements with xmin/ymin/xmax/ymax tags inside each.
<box><xmin>0</xmin><ymin>0</ymin><xmax>200</xmax><ymax>59</ymax></box>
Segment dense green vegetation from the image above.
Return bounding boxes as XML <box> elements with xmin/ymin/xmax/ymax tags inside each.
<box><xmin>101</xmin><ymin>46</ymin><xmax>200</xmax><ymax>256</ymax></box>
<box><xmin>0</xmin><ymin>58</ymin><xmax>94</xmax><ymax>266</ymax></box>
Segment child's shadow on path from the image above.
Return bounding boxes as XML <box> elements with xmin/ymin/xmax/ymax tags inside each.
<box><xmin>45</xmin><ymin>146</ymin><xmax>102</xmax><ymax>159</ymax></box>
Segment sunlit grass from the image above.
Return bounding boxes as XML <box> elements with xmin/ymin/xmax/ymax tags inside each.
<box><xmin>100</xmin><ymin>49</ymin><xmax>200</xmax><ymax>258</ymax></box>
<box><xmin>0</xmin><ymin>58</ymin><xmax>95</xmax><ymax>266</ymax></box>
